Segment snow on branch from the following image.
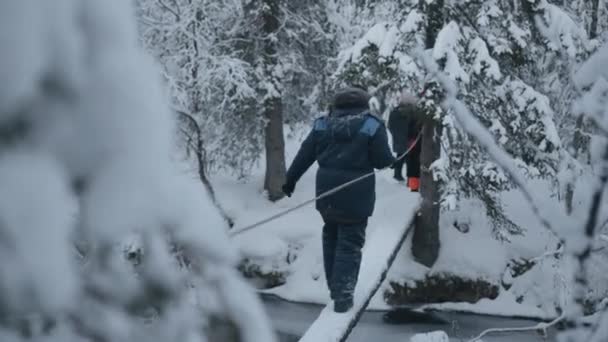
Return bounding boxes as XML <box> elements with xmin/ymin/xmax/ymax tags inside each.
<box><xmin>432</xmin><ymin>21</ymin><xmax>469</xmax><ymax>83</ymax></box>
<box><xmin>574</xmin><ymin>46</ymin><xmax>608</xmax><ymax>90</ymax></box>
<box><xmin>534</xmin><ymin>3</ymin><xmax>589</xmax><ymax>58</ymax></box>
<box><xmin>573</xmin><ymin>46</ymin><xmax>608</xmax><ymax>133</ymax></box>
<box><xmin>499</xmin><ymin>79</ymin><xmax>560</xmax><ymax>145</ymax></box>
<box><xmin>337</xmin><ymin>22</ymin><xmax>390</xmax><ymax>69</ymax></box>
<box><xmin>469</xmin><ymin>37</ymin><xmax>501</xmax><ymax>81</ymax></box>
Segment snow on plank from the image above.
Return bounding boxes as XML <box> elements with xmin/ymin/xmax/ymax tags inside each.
<box><xmin>298</xmin><ymin>197</ymin><xmax>421</xmax><ymax>342</ymax></box>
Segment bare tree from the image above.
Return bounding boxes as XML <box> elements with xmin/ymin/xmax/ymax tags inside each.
<box><xmin>176</xmin><ymin>110</ymin><xmax>235</xmax><ymax>227</ymax></box>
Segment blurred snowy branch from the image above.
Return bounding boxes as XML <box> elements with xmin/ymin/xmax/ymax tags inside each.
<box><xmin>0</xmin><ymin>1</ymin><xmax>273</xmax><ymax>341</ymax></box>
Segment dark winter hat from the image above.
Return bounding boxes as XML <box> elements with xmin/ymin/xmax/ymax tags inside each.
<box><xmin>332</xmin><ymin>87</ymin><xmax>371</xmax><ymax>110</ymax></box>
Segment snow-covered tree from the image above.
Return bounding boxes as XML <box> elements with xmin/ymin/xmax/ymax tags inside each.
<box><xmin>136</xmin><ymin>0</ymin><xmax>261</xmax><ymax>174</ymax></box>
<box><xmin>324</xmin><ymin>3</ymin><xmax>608</xmax><ymax>318</ymax></box>
<box><xmin>331</xmin><ymin>0</ymin><xmax>602</xmax><ymax>243</ymax></box>
<box><xmin>437</xmin><ymin>40</ymin><xmax>608</xmax><ymax>342</ymax></box>
<box><xmin>0</xmin><ymin>1</ymin><xmax>274</xmax><ymax>341</ymax></box>
<box><xmin>137</xmin><ymin>0</ymin><xmax>333</xmax><ymax>201</ymax></box>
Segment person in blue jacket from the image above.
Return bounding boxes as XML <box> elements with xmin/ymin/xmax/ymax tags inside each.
<box><xmin>282</xmin><ymin>87</ymin><xmax>396</xmax><ymax>313</ymax></box>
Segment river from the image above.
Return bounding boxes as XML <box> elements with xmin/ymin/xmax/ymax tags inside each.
<box><xmin>262</xmin><ymin>295</ymin><xmax>556</xmax><ymax>342</ymax></box>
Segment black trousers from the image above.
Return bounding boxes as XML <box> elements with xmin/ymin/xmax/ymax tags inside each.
<box><xmin>405</xmin><ymin>139</ymin><xmax>421</xmax><ymax>178</ymax></box>
<box><xmin>322</xmin><ymin>216</ymin><xmax>368</xmax><ymax>302</ymax></box>
<box><xmin>393</xmin><ymin>157</ymin><xmax>405</xmax><ymax>179</ymax></box>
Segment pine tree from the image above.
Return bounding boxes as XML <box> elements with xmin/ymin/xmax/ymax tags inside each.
<box><xmin>331</xmin><ymin>0</ymin><xmax>595</xmax><ymax>243</ymax></box>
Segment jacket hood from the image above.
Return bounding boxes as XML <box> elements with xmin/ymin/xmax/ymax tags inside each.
<box><xmin>331</xmin><ymin>107</ymin><xmax>368</xmax><ymax>117</ymax></box>
<box><xmin>332</xmin><ymin>88</ymin><xmax>371</xmax><ymax>111</ymax></box>
<box><xmin>399</xmin><ymin>90</ymin><xmax>417</xmax><ymax>105</ymax></box>
<box><xmin>326</xmin><ymin>112</ymin><xmax>368</xmax><ymax>141</ymax></box>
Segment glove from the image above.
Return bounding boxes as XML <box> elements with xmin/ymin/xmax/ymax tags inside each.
<box><xmin>282</xmin><ymin>182</ymin><xmax>295</xmax><ymax>197</ymax></box>
<box><xmin>389</xmin><ymin>159</ymin><xmax>399</xmax><ymax>169</ymax></box>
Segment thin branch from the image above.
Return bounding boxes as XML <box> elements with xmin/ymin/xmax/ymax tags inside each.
<box><xmin>468</xmin><ymin>314</ymin><xmax>565</xmax><ymax>342</ymax></box>
<box><xmin>173</xmin><ymin>108</ymin><xmax>234</xmax><ymax>227</ymax></box>
<box><xmin>530</xmin><ymin>245</ymin><xmax>564</xmax><ymax>264</ymax></box>
<box><xmin>179</xmin><ymin>127</ymin><xmax>198</xmax><ymax>154</ymax></box>
<box><xmin>174</xmin><ymin>108</ymin><xmax>199</xmax><ymax>132</ymax></box>
<box><xmin>167</xmin><ymin>0</ymin><xmax>181</xmax><ymax>17</ymax></box>
<box><xmin>156</xmin><ymin>0</ymin><xmax>180</xmax><ymax>20</ymax></box>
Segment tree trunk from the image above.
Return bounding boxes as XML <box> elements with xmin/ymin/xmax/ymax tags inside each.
<box><xmin>412</xmin><ymin>0</ymin><xmax>444</xmax><ymax>268</ymax></box>
<box><xmin>413</xmin><ymin>121</ymin><xmax>442</xmax><ymax>267</ymax></box>
<box><xmin>261</xmin><ymin>0</ymin><xmax>286</xmax><ymax>202</ymax></box>
<box><xmin>589</xmin><ymin>0</ymin><xmax>600</xmax><ymax>40</ymax></box>
<box><xmin>264</xmin><ymin>99</ymin><xmax>286</xmax><ymax>202</ymax></box>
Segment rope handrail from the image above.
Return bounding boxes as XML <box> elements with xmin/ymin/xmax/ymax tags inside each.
<box><xmin>229</xmin><ymin>131</ymin><xmax>422</xmax><ymax>237</ymax></box>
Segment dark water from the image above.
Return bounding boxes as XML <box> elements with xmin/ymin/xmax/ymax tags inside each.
<box><xmin>262</xmin><ymin>295</ymin><xmax>556</xmax><ymax>342</ymax></box>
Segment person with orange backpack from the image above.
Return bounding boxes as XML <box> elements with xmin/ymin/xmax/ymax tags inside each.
<box><xmin>387</xmin><ymin>90</ymin><xmax>422</xmax><ymax>191</ymax></box>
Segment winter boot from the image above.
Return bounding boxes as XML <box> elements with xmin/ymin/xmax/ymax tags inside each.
<box><xmin>334</xmin><ymin>298</ymin><xmax>354</xmax><ymax>313</ymax></box>
<box><xmin>408</xmin><ymin>177</ymin><xmax>420</xmax><ymax>192</ymax></box>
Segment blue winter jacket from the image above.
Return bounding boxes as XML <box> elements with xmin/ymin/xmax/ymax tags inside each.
<box><xmin>285</xmin><ymin>108</ymin><xmax>396</xmax><ymax>220</ymax></box>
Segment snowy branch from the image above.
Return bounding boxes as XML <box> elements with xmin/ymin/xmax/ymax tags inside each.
<box><xmin>587</xmin><ymin>308</ymin><xmax>608</xmax><ymax>342</ymax></box>
<box><xmin>571</xmin><ymin>141</ymin><xmax>608</xmax><ymax>318</ymax></box>
<box><xmin>467</xmin><ymin>313</ymin><xmax>565</xmax><ymax>342</ymax></box>
<box><xmin>156</xmin><ymin>0</ymin><xmax>180</xmax><ymax>20</ymax></box>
